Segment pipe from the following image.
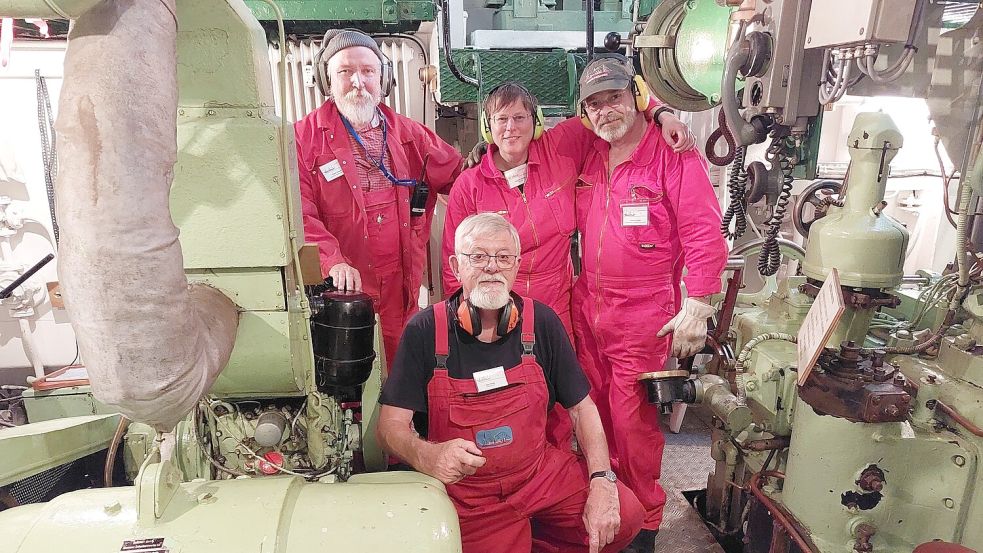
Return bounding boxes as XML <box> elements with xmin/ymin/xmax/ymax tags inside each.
<box><xmin>103</xmin><ymin>415</ymin><xmax>130</xmax><ymax>487</ymax></box>
<box><xmin>749</xmin><ymin>471</ymin><xmax>817</xmax><ymax>553</ymax></box>
<box><xmin>937</xmin><ymin>401</ymin><xmax>983</xmax><ymax>438</ymax></box>
<box><xmin>17</xmin><ymin>319</ymin><xmax>44</xmax><ymax>380</ymax></box>
<box><xmin>586</xmin><ymin>0</ymin><xmax>594</xmax><ymax>62</ymax></box>
<box><xmin>0</xmin><ymin>0</ymin><xmax>102</xmax><ymax>18</ymax></box>
<box><xmin>440</xmin><ymin>0</ymin><xmax>477</xmax><ymax>87</ymax></box>
<box><xmin>0</xmin><ymin>253</ymin><xmax>53</xmax><ymax>299</ymax></box>
<box><xmin>55</xmin><ymin>0</ymin><xmax>238</xmax><ymax>431</ymax></box>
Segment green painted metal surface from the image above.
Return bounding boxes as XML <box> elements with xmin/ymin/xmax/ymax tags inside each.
<box><xmin>0</xmin><ymin>415</ymin><xmax>120</xmax><ymax>487</ymax></box>
<box><xmin>803</xmin><ymin>113</ymin><xmax>909</xmax><ymax>288</ymax></box>
<box><xmin>673</xmin><ymin>0</ymin><xmax>730</xmax><ymax>101</ymax></box>
<box><xmin>244</xmin><ymin>0</ymin><xmax>435</xmax><ymax>25</ymax></box>
<box><xmin>440</xmin><ymin>50</ymin><xmax>582</xmax><ymax>113</ymax></box>
<box><xmin>212</xmin><ymin>311</ymin><xmax>305</xmax><ymax>397</ymax></box>
<box><xmin>20</xmin><ymin>386</ymin><xmax>114</xmax><ymax>422</ymax></box>
<box><xmin>0</xmin><ymin>471</ymin><xmax>462</xmax><ymax>552</ymax></box>
<box><xmin>186</xmin><ymin>268</ymin><xmax>288</xmax><ymax>311</ymax></box>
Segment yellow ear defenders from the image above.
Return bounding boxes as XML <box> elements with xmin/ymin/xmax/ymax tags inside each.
<box><xmin>579</xmin><ymin>55</ymin><xmax>653</xmax><ymax>130</ymax></box>
<box><xmin>479</xmin><ymin>82</ymin><xmax>546</xmax><ymax>144</ymax></box>
<box><xmin>313</xmin><ymin>29</ymin><xmax>396</xmax><ymax>98</ymax></box>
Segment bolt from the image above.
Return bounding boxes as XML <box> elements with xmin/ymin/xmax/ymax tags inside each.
<box><xmin>893</xmin><ymin>374</ymin><xmax>905</xmax><ymax>386</ymax></box>
<box><xmin>884</xmin><ymin>405</ymin><xmax>900</xmax><ymax>417</ymax></box>
<box><xmin>322</xmin><ymin>425</ymin><xmax>331</xmax><ymax>433</ymax></box>
<box><xmin>927</xmin><ymin>374</ymin><xmax>938</xmax><ymax>384</ymax></box>
<box><xmin>871</xmin><ymin>396</ymin><xmax>882</xmax><ymax>405</ymax></box>
<box><xmin>953</xmin><ymin>455</ymin><xmax>966</xmax><ymax>467</ymax></box>
<box><xmin>859</xmin><ymin>27</ymin><xmax>865</xmax><ymax>35</ymax></box>
<box><xmin>104</xmin><ymin>501</ymin><xmax>122</xmax><ymax>515</ymax></box>
<box><xmin>944</xmin><ymin>498</ymin><xmax>955</xmax><ymax>509</ymax></box>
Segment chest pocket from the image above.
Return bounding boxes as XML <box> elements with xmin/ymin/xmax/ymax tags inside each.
<box><xmin>448</xmin><ymin>382</ymin><xmax>530</xmax><ymax>429</ymax></box>
<box><xmin>626</xmin><ymin>184</ymin><xmax>672</xmax><ymax>253</ymax></box>
<box><xmin>544</xmin><ymin>181</ymin><xmax>575</xmax><ymax>236</ymax></box>
<box><xmin>312</xmin><ymin>153</ymin><xmax>352</xmax><ymax>218</ymax></box>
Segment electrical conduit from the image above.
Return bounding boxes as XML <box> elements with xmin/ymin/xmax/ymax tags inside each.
<box><xmin>55</xmin><ymin>0</ymin><xmax>238</xmax><ymax>431</ymax></box>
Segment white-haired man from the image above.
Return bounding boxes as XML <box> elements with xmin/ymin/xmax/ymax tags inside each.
<box><xmin>378</xmin><ymin>213</ymin><xmax>644</xmax><ymax>553</ymax></box>
<box><xmin>295</xmin><ymin>29</ymin><xmax>463</xmax><ymax>368</ymax></box>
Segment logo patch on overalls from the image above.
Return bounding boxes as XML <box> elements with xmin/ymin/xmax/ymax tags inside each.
<box><xmin>476</xmin><ymin>426</ymin><xmax>514</xmax><ymax>449</ymax></box>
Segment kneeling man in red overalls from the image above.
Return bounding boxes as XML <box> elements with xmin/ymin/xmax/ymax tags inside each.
<box><xmin>378</xmin><ymin>212</ymin><xmax>644</xmax><ymax>553</ymax></box>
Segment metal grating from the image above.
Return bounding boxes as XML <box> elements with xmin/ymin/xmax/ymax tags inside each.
<box><xmin>8</xmin><ymin>460</ymin><xmax>76</xmax><ymax>505</ymax></box>
<box><xmin>438</xmin><ymin>49</ymin><xmax>585</xmax><ymax>113</ymax></box>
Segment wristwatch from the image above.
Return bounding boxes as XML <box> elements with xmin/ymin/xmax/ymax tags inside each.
<box><xmin>590</xmin><ymin>470</ymin><xmax>617</xmax><ymax>483</ymax></box>
<box><xmin>652</xmin><ymin>106</ymin><xmax>674</xmax><ymax>127</ymax></box>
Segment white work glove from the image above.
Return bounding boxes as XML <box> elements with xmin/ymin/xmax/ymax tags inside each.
<box><xmin>657</xmin><ymin>298</ymin><xmax>717</xmax><ymax>358</ymax></box>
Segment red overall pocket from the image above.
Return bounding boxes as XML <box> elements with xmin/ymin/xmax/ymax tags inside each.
<box><xmin>448</xmin><ymin>384</ymin><xmax>534</xmax><ymax>472</ymax></box>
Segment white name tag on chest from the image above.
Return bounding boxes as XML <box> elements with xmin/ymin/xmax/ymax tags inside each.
<box><xmin>319</xmin><ymin>159</ymin><xmax>344</xmax><ymax>181</ymax></box>
<box><xmin>473</xmin><ymin>366</ymin><xmax>509</xmax><ymax>392</ymax></box>
<box><xmin>622</xmin><ymin>204</ymin><xmax>649</xmax><ymax>226</ymax></box>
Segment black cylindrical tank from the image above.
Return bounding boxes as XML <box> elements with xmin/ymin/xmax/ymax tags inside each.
<box><xmin>309</xmin><ymin>287</ymin><xmax>376</xmax><ymax>389</ymax></box>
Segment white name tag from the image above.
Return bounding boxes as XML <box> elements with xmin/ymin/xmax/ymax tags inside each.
<box><xmin>622</xmin><ymin>203</ymin><xmax>649</xmax><ymax>226</ymax></box>
<box><xmin>473</xmin><ymin>366</ymin><xmax>508</xmax><ymax>392</ymax></box>
<box><xmin>319</xmin><ymin>159</ymin><xmax>344</xmax><ymax>182</ymax></box>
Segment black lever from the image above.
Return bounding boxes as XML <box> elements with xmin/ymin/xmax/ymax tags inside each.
<box><xmin>0</xmin><ymin>253</ymin><xmax>54</xmax><ymax>300</ymax></box>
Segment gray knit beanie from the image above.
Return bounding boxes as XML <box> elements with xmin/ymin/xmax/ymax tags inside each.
<box><xmin>320</xmin><ymin>29</ymin><xmax>384</xmax><ymax>65</ymax></box>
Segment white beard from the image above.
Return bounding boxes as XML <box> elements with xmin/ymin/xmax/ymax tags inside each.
<box><xmin>596</xmin><ymin>111</ymin><xmax>635</xmax><ymax>142</ymax></box>
<box><xmin>336</xmin><ymin>88</ymin><xmax>380</xmax><ymax>127</ymax></box>
<box><xmin>469</xmin><ymin>280</ymin><xmax>510</xmax><ymax>310</ymax></box>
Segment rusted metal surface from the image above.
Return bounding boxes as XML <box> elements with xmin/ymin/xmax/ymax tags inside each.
<box><xmin>743</xmin><ymin>437</ymin><xmax>790</xmax><ymax>452</ymax></box>
<box><xmin>799</xmin><ymin>282</ymin><xmax>901</xmax><ymax>309</ymax></box>
<box><xmin>853</xmin><ymin>523</ymin><xmax>877</xmax><ymax>552</ymax></box>
<box><xmin>799</xmin><ymin>344</ymin><xmax>911</xmax><ymax>423</ymax></box>
<box><xmin>856</xmin><ymin>465</ymin><xmax>885</xmax><ymax>493</ymax></box>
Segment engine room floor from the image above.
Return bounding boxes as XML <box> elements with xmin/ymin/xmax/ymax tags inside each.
<box><xmin>655</xmin><ymin>407</ymin><xmax>725</xmax><ymax>553</ymax></box>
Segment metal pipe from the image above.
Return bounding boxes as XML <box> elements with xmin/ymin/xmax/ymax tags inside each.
<box><xmin>586</xmin><ymin>0</ymin><xmax>595</xmax><ymax>61</ymax></box>
<box><xmin>731</xmin><ymin>238</ymin><xmax>805</xmax><ymax>259</ymax></box>
<box><xmin>0</xmin><ymin>0</ymin><xmax>102</xmax><ymax>18</ymax></box>
<box><xmin>900</xmin><ymin>275</ymin><xmax>931</xmax><ymax>285</ymax></box>
<box><xmin>937</xmin><ymin>401</ymin><xmax>983</xmax><ymax>438</ymax></box>
<box><xmin>749</xmin><ymin>471</ymin><xmax>817</xmax><ymax>553</ymax></box>
<box><xmin>440</xmin><ymin>0</ymin><xmax>477</xmax><ymax>86</ymax></box>
<box><xmin>103</xmin><ymin>415</ymin><xmax>130</xmax><ymax>487</ymax></box>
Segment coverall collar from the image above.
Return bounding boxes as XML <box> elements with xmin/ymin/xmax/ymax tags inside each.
<box><xmin>478</xmin><ymin>141</ymin><xmax>543</xmax><ymax>181</ymax></box>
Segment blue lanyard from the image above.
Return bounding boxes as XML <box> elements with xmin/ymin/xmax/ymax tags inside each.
<box><xmin>340</xmin><ymin>111</ymin><xmax>418</xmax><ymax>187</ymax></box>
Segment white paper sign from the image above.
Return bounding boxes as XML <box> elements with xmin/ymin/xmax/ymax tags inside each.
<box><xmin>473</xmin><ymin>366</ymin><xmax>508</xmax><ymax>392</ymax></box>
<box><xmin>319</xmin><ymin>159</ymin><xmax>344</xmax><ymax>182</ymax></box>
<box><xmin>621</xmin><ymin>204</ymin><xmax>649</xmax><ymax>226</ymax></box>
<box><xmin>797</xmin><ymin>268</ymin><xmax>846</xmax><ymax>385</ymax></box>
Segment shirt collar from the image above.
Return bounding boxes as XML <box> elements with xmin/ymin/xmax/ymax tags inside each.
<box><xmin>478</xmin><ymin>141</ymin><xmax>541</xmax><ymax>180</ymax></box>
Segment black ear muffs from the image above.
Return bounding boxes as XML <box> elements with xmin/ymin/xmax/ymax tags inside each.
<box><xmin>313</xmin><ymin>30</ymin><xmax>396</xmax><ymax>98</ymax></box>
<box><xmin>457</xmin><ymin>297</ymin><xmax>519</xmax><ymax>337</ymax></box>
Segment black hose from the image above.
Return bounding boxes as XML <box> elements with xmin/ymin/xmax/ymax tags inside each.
<box><xmin>720</xmin><ymin>146</ymin><xmax>748</xmax><ymax>239</ymax></box>
<box><xmin>0</xmin><ymin>254</ymin><xmax>54</xmax><ymax>300</ymax></box>
<box><xmin>440</xmin><ymin>0</ymin><xmax>477</xmax><ymax>86</ymax></box>
<box><xmin>586</xmin><ymin>0</ymin><xmax>595</xmax><ymax>62</ymax></box>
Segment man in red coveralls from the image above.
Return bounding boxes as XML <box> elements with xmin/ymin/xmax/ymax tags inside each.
<box><xmin>295</xmin><ymin>29</ymin><xmax>463</xmax><ymax>367</ymax></box>
<box><xmin>572</xmin><ymin>56</ymin><xmax>729</xmax><ymax>552</ymax></box>
<box><xmin>377</xmin><ymin>213</ymin><xmax>644</xmax><ymax>553</ymax></box>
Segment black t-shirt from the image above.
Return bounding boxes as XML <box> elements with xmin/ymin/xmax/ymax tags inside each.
<box><xmin>380</xmin><ymin>296</ymin><xmax>591</xmax><ymax>433</ymax></box>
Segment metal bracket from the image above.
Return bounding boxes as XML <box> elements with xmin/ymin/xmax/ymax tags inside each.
<box><xmin>633</xmin><ymin>34</ymin><xmax>675</xmax><ymax>49</ymax></box>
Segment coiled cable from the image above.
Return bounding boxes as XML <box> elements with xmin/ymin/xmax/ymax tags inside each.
<box><xmin>758</xmin><ymin>135</ymin><xmax>794</xmax><ymax>276</ymax></box>
<box><xmin>720</xmin><ymin>146</ymin><xmax>748</xmax><ymax>239</ymax></box>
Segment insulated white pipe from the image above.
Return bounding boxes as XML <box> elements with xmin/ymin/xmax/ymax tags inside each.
<box><xmin>17</xmin><ymin>318</ymin><xmax>44</xmax><ymax>379</ymax></box>
<box><xmin>55</xmin><ymin>0</ymin><xmax>238</xmax><ymax>431</ymax></box>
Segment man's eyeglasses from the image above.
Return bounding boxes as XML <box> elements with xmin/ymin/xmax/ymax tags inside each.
<box><xmin>459</xmin><ymin>253</ymin><xmax>519</xmax><ymax>269</ymax></box>
<box><xmin>583</xmin><ymin>90</ymin><xmax>627</xmax><ymax>113</ymax></box>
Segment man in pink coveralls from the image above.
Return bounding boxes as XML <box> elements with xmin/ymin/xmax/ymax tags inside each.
<box><xmin>571</xmin><ymin>56</ymin><xmax>729</xmax><ymax>552</ymax></box>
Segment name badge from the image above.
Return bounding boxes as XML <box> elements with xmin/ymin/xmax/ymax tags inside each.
<box><xmin>621</xmin><ymin>203</ymin><xmax>649</xmax><ymax>227</ymax></box>
<box><xmin>473</xmin><ymin>366</ymin><xmax>508</xmax><ymax>392</ymax></box>
<box><xmin>319</xmin><ymin>159</ymin><xmax>344</xmax><ymax>182</ymax></box>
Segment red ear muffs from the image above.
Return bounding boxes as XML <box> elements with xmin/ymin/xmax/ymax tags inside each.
<box><xmin>457</xmin><ymin>297</ymin><xmax>519</xmax><ymax>337</ymax></box>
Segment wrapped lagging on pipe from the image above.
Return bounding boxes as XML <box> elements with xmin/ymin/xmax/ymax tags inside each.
<box><xmin>54</xmin><ymin>0</ymin><xmax>238</xmax><ymax>431</ymax></box>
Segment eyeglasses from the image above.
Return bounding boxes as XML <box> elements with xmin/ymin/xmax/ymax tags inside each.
<box><xmin>583</xmin><ymin>90</ymin><xmax>628</xmax><ymax>113</ymax></box>
<box><xmin>490</xmin><ymin>113</ymin><xmax>531</xmax><ymax>127</ymax></box>
<box><xmin>459</xmin><ymin>253</ymin><xmax>519</xmax><ymax>269</ymax></box>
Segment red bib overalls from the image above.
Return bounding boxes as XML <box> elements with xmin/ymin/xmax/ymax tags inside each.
<box><xmin>427</xmin><ymin>299</ymin><xmax>644</xmax><ymax>553</ymax></box>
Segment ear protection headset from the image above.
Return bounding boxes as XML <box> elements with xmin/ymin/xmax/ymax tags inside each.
<box><xmin>479</xmin><ymin>82</ymin><xmax>546</xmax><ymax>144</ymax></box>
<box><xmin>456</xmin><ymin>295</ymin><xmax>520</xmax><ymax>337</ymax></box>
<box><xmin>579</xmin><ymin>54</ymin><xmax>654</xmax><ymax>130</ymax></box>
<box><xmin>313</xmin><ymin>29</ymin><xmax>396</xmax><ymax>98</ymax></box>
